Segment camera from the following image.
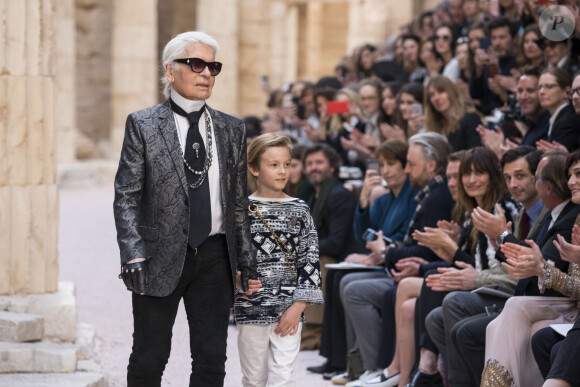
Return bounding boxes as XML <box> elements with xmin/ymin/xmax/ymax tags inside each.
<box><xmin>292</xmin><ymin>96</ymin><xmax>306</xmax><ymax>120</ymax></box>
<box><xmin>499</xmin><ymin>94</ymin><xmax>523</xmax><ymax>140</ymax></box>
<box><xmin>362</xmin><ymin>228</ymin><xmax>393</xmax><ymax>244</ymax></box>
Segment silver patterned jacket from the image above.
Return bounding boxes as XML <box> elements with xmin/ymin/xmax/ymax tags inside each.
<box><xmin>113</xmin><ymin>99</ymin><xmax>257</xmax><ymax>297</ymax></box>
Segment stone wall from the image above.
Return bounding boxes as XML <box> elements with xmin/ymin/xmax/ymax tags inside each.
<box><xmin>0</xmin><ymin>0</ymin><xmax>59</xmax><ymax>295</ymax></box>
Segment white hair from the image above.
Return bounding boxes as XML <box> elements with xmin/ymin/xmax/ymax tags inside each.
<box><xmin>161</xmin><ymin>31</ymin><xmax>220</xmax><ymax>98</ymax></box>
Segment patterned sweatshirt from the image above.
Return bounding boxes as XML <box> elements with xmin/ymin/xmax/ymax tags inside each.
<box><xmin>234</xmin><ymin>196</ymin><xmax>324</xmax><ymax>325</ymax></box>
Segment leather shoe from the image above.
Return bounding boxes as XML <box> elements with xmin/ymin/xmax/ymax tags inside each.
<box><xmin>406</xmin><ymin>370</ymin><xmax>443</xmax><ymax>387</ymax></box>
<box><xmin>307</xmin><ymin>360</ymin><xmax>340</xmax><ymax>374</ymax></box>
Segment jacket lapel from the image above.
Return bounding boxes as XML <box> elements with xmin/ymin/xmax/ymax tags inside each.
<box><xmin>207</xmin><ymin>106</ymin><xmax>229</xmax><ymax>207</ymax></box>
<box><xmin>158</xmin><ymin>100</ymin><xmax>189</xmax><ymax>195</ymax></box>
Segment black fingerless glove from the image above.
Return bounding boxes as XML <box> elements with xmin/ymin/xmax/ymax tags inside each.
<box><xmin>240</xmin><ymin>265</ymin><xmax>259</xmax><ymax>292</ymax></box>
<box><xmin>119</xmin><ymin>261</ymin><xmax>148</xmax><ymax>294</ymax></box>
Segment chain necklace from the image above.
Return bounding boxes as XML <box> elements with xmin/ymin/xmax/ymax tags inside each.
<box><xmin>249</xmin><ymin>203</ymin><xmax>297</xmax><ymax>282</ymax></box>
<box><xmin>181</xmin><ymin>108</ymin><xmax>213</xmax><ymax>189</ymax></box>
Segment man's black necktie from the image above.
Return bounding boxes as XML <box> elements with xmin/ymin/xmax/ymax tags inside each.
<box><xmin>170</xmin><ymin>99</ymin><xmax>212</xmax><ymax>249</ymax></box>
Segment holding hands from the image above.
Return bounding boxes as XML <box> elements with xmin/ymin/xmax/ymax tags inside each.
<box><xmin>236</xmin><ymin>270</ymin><xmax>262</xmax><ymax>297</ymax></box>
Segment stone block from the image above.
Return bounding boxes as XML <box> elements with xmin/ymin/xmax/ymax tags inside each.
<box><xmin>29</xmin><ymin>185</ymin><xmax>48</xmax><ymax>294</ymax></box>
<box><xmin>0</xmin><ymin>311</ymin><xmax>44</xmax><ymax>342</ymax></box>
<box><xmin>26</xmin><ymin>0</ymin><xmax>41</xmax><ymax>76</ymax></box>
<box><xmin>0</xmin><ymin>341</ymin><xmax>77</xmax><ymax>373</ymax></box>
<box><xmin>6</xmin><ymin>1</ymin><xmax>26</xmax><ymax>75</ymax></box>
<box><xmin>42</xmin><ymin>77</ymin><xmax>57</xmax><ymax>185</ymax></box>
<box><xmin>76</xmin><ymin>322</ymin><xmax>96</xmax><ymax>360</ymax></box>
<box><xmin>0</xmin><ymin>282</ymin><xmax>77</xmax><ymax>342</ymax></box>
<box><xmin>76</xmin><ymin>359</ymin><xmax>101</xmax><ymax>373</ymax></box>
<box><xmin>0</xmin><ymin>76</ymin><xmax>7</xmax><ymax>187</ymax></box>
<box><xmin>10</xmin><ymin>185</ymin><xmax>31</xmax><ymax>293</ymax></box>
<box><xmin>45</xmin><ymin>185</ymin><xmax>59</xmax><ymax>293</ymax></box>
<box><xmin>7</xmin><ymin>76</ymin><xmax>27</xmax><ymax>186</ymax></box>
<box><xmin>0</xmin><ymin>372</ymin><xmax>106</xmax><ymax>387</ymax></box>
<box><xmin>0</xmin><ymin>187</ymin><xmax>10</xmax><ymax>295</ymax></box>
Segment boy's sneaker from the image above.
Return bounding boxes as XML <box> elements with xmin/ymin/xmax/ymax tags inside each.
<box><xmin>345</xmin><ymin>369</ymin><xmax>383</xmax><ymax>387</ymax></box>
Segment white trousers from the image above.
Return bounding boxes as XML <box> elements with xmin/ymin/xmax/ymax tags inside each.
<box><xmin>237</xmin><ymin>323</ymin><xmax>302</xmax><ymax>387</ymax></box>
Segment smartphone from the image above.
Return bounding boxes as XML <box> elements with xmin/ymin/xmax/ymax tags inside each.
<box><xmin>362</xmin><ymin>228</ymin><xmax>394</xmax><ymax>245</ymax></box>
<box><xmin>487</xmin><ymin>62</ymin><xmax>500</xmax><ymax>78</ymax></box>
<box><xmin>478</xmin><ymin>37</ymin><xmax>491</xmax><ymax>51</ymax></box>
<box><xmin>326</xmin><ymin>101</ymin><xmax>350</xmax><ymax>114</ymax></box>
<box><xmin>367</xmin><ymin>158</ymin><xmax>380</xmax><ymax>176</ymax></box>
<box><xmin>411</xmin><ymin>103</ymin><xmax>423</xmax><ymax>117</ymax></box>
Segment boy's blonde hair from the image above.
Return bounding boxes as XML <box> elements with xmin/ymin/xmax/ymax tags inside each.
<box><xmin>247</xmin><ymin>133</ymin><xmax>293</xmax><ymax>181</ymax></box>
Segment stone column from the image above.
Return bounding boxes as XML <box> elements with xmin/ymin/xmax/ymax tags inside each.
<box><xmin>0</xmin><ymin>0</ymin><xmax>59</xmax><ymax>295</ymax></box>
<box><xmin>347</xmin><ymin>0</ymin><xmax>414</xmax><ymax>50</ymax></box>
<box><xmin>110</xmin><ymin>0</ymin><xmax>158</xmax><ymax>160</ymax></box>
<box><xmin>196</xmin><ymin>0</ymin><xmax>240</xmax><ymax>115</ymax></box>
<box><xmin>238</xmin><ymin>0</ymin><xmax>271</xmax><ymax>117</ymax></box>
<box><xmin>55</xmin><ymin>0</ymin><xmax>76</xmax><ymax>163</ymax></box>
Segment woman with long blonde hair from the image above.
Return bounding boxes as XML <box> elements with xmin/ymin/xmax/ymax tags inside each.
<box><xmin>424</xmin><ymin>75</ymin><xmax>482</xmax><ymax>151</ymax></box>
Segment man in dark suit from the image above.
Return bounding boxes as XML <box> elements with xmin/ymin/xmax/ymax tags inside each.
<box><xmin>113</xmin><ymin>31</ymin><xmax>259</xmax><ymax>387</ymax></box>
<box><xmin>300</xmin><ymin>144</ymin><xmax>359</xmax><ymax>351</ymax></box>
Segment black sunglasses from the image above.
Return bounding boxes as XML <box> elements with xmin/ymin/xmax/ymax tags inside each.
<box><xmin>173</xmin><ymin>57</ymin><xmax>222</xmax><ymax>76</ymax></box>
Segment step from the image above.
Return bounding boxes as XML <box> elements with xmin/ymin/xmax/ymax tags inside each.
<box><xmin>0</xmin><ymin>341</ymin><xmax>77</xmax><ymax>373</ymax></box>
<box><xmin>0</xmin><ymin>311</ymin><xmax>44</xmax><ymax>342</ymax></box>
<box><xmin>0</xmin><ymin>372</ymin><xmax>107</xmax><ymax>387</ymax></box>
<box><xmin>76</xmin><ymin>323</ymin><xmax>96</xmax><ymax>361</ymax></box>
<box><xmin>0</xmin><ymin>282</ymin><xmax>77</xmax><ymax>342</ymax></box>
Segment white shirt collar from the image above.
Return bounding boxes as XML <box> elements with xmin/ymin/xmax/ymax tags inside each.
<box><xmin>170</xmin><ymin>89</ymin><xmax>205</xmax><ymax>114</ymax></box>
<box><xmin>557</xmin><ymin>55</ymin><xmax>569</xmax><ymax>69</ymax></box>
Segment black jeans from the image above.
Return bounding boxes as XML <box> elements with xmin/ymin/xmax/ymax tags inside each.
<box><xmin>127</xmin><ymin>235</ymin><xmax>233</xmax><ymax>387</ymax></box>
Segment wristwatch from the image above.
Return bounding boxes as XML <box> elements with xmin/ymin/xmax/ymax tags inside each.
<box><xmin>380</xmin><ymin>245</ymin><xmax>388</xmax><ymax>263</ymax></box>
<box><xmin>495</xmin><ymin>230</ymin><xmax>511</xmax><ymax>246</ymax></box>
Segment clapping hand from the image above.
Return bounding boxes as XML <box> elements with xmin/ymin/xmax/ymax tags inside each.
<box><xmin>391</xmin><ymin>257</ymin><xmax>427</xmax><ymax>282</ymax></box>
<box><xmin>436</xmin><ymin>220</ymin><xmax>461</xmax><ymax>242</ymax></box>
<box><xmin>500</xmin><ymin>240</ymin><xmax>544</xmax><ymax>279</ymax></box>
<box><xmin>553</xmin><ymin>225</ymin><xmax>580</xmax><ymax>265</ymax></box>
<box><xmin>379</xmin><ymin>122</ymin><xmax>406</xmax><ymax>142</ymax></box>
<box><xmin>425</xmin><ymin>261</ymin><xmax>477</xmax><ymax>291</ymax></box>
<box><xmin>536</xmin><ymin>139</ymin><xmax>568</xmax><ymax>152</ymax></box>
<box><xmin>412</xmin><ymin>227</ymin><xmax>457</xmax><ymax>262</ymax></box>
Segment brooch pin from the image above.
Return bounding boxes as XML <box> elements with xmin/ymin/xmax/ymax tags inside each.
<box><xmin>287</xmin><ymin>216</ymin><xmax>298</xmax><ymax>228</ymax></box>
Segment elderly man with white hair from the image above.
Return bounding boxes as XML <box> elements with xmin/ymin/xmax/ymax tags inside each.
<box><xmin>113</xmin><ymin>31</ymin><xmax>260</xmax><ymax>386</ymax></box>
